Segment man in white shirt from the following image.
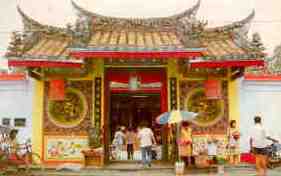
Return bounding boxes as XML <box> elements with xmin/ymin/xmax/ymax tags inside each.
<box><xmin>249</xmin><ymin>116</ymin><xmax>278</xmax><ymax>176</ymax></box>
<box><xmin>137</xmin><ymin>122</ymin><xmax>156</xmax><ymax>167</ymax></box>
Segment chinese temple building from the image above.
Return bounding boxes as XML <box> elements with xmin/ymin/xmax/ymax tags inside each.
<box><xmin>6</xmin><ymin>0</ymin><xmax>265</xmax><ymax>166</ymax></box>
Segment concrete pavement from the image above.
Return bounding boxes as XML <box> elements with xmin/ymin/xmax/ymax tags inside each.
<box><xmin>5</xmin><ymin>162</ymin><xmax>281</xmax><ymax>176</ymax></box>
<box><xmin>28</xmin><ymin>166</ymin><xmax>281</xmax><ymax>176</ymax></box>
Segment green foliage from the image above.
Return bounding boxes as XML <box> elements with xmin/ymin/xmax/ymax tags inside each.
<box><xmin>269</xmin><ymin>44</ymin><xmax>281</xmax><ymax>74</ymax></box>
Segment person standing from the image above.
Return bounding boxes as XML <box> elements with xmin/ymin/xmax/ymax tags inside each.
<box><xmin>113</xmin><ymin>126</ymin><xmax>126</xmax><ymax>160</ymax></box>
<box><xmin>126</xmin><ymin>127</ymin><xmax>135</xmax><ymax>160</ymax></box>
<box><xmin>178</xmin><ymin>122</ymin><xmax>193</xmax><ymax>167</ymax></box>
<box><xmin>227</xmin><ymin>120</ymin><xmax>240</xmax><ymax>165</ymax></box>
<box><xmin>7</xmin><ymin>129</ymin><xmax>19</xmax><ymax>160</ymax></box>
<box><xmin>250</xmin><ymin>116</ymin><xmax>278</xmax><ymax>176</ymax></box>
<box><xmin>137</xmin><ymin>122</ymin><xmax>156</xmax><ymax>168</ymax></box>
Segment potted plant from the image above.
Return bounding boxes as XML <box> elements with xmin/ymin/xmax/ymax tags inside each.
<box><xmin>81</xmin><ymin>128</ymin><xmax>103</xmax><ymax>167</ymax></box>
<box><xmin>216</xmin><ymin>156</ymin><xmax>227</xmax><ymax>175</ymax></box>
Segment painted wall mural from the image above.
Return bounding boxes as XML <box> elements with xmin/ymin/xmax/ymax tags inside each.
<box><xmin>192</xmin><ymin>135</ymin><xmax>227</xmax><ymax>156</ymax></box>
<box><xmin>44</xmin><ymin>81</ymin><xmax>92</xmax><ymax>135</ymax></box>
<box><xmin>180</xmin><ymin>81</ymin><xmax>228</xmax><ymax>134</ymax></box>
<box><xmin>44</xmin><ymin>136</ymin><xmax>88</xmax><ymax>161</ymax></box>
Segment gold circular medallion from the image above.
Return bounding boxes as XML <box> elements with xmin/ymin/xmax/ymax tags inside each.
<box><xmin>184</xmin><ymin>88</ymin><xmax>224</xmax><ymax>127</ymax></box>
<box><xmin>48</xmin><ymin>88</ymin><xmax>88</xmax><ymax>128</ymax></box>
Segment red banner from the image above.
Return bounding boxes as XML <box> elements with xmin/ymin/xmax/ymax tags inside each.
<box><xmin>49</xmin><ymin>80</ymin><xmax>65</xmax><ymax>100</ymax></box>
<box><xmin>204</xmin><ymin>79</ymin><xmax>221</xmax><ymax>99</ymax></box>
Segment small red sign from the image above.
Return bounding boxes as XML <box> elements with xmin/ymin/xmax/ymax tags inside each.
<box><xmin>49</xmin><ymin>80</ymin><xmax>65</xmax><ymax>100</ymax></box>
<box><xmin>204</xmin><ymin>79</ymin><xmax>221</xmax><ymax>99</ymax></box>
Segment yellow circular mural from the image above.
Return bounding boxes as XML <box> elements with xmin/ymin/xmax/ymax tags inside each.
<box><xmin>48</xmin><ymin>88</ymin><xmax>88</xmax><ymax>128</ymax></box>
<box><xmin>184</xmin><ymin>88</ymin><xmax>224</xmax><ymax>127</ymax></box>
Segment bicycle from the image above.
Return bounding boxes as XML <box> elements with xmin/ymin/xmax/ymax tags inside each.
<box><xmin>0</xmin><ymin>140</ymin><xmax>44</xmax><ymax>175</ymax></box>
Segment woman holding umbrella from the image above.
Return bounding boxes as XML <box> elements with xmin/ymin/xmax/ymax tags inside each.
<box><xmin>178</xmin><ymin>122</ymin><xmax>193</xmax><ymax>167</ymax></box>
<box><xmin>156</xmin><ymin>110</ymin><xmax>197</xmax><ymax>163</ymax></box>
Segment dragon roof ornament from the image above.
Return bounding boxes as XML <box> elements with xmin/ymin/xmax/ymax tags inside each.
<box><xmin>71</xmin><ymin>0</ymin><xmax>200</xmax><ymax>27</ymax></box>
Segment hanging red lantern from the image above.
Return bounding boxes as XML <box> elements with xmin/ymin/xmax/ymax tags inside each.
<box><xmin>204</xmin><ymin>79</ymin><xmax>222</xmax><ymax>99</ymax></box>
<box><xmin>49</xmin><ymin>80</ymin><xmax>65</xmax><ymax>100</ymax></box>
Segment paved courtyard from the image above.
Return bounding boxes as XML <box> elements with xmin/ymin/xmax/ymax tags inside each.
<box><xmin>4</xmin><ymin>163</ymin><xmax>281</xmax><ymax>176</ymax></box>
<box><xmin>30</xmin><ymin>169</ymin><xmax>281</xmax><ymax>176</ymax></box>
<box><xmin>28</xmin><ymin>166</ymin><xmax>281</xmax><ymax>176</ymax></box>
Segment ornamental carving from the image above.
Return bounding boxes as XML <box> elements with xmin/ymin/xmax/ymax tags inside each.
<box><xmin>180</xmin><ymin>81</ymin><xmax>228</xmax><ymax>134</ymax></box>
<box><xmin>47</xmin><ymin>88</ymin><xmax>88</xmax><ymax>128</ymax></box>
<box><xmin>184</xmin><ymin>88</ymin><xmax>224</xmax><ymax>127</ymax></box>
<box><xmin>44</xmin><ymin>81</ymin><xmax>92</xmax><ymax>135</ymax></box>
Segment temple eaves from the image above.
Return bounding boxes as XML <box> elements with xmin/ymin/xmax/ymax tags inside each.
<box><xmin>7</xmin><ymin>2</ymin><xmax>264</xmax><ymax>64</ymax></box>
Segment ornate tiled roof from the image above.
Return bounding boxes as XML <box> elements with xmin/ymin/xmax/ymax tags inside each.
<box><xmin>87</xmin><ymin>30</ymin><xmax>184</xmax><ymax>49</ymax></box>
<box><xmin>71</xmin><ymin>0</ymin><xmax>200</xmax><ymax>28</ymax></box>
<box><xmin>6</xmin><ymin>1</ymin><xmax>265</xmax><ymax>66</ymax></box>
<box><xmin>26</xmin><ymin>37</ymin><xmax>70</xmax><ymax>57</ymax></box>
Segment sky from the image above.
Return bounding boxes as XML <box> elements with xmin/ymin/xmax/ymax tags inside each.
<box><xmin>0</xmin><ymin>0</ymin><xmax>280</xmax><ymax>68</ymax></box>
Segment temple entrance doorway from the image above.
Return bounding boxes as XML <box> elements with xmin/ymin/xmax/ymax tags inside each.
<box><xmin>104</xmin><ymin>68</ymin><xmax>168</xmax><ymax>163</ymax></box>
<box><xmin>109</xmin><ymin>93</ymin><xmax>162</xmax><ymax>161</ymax></box>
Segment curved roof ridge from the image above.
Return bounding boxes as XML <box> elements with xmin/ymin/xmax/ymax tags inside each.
<box><xmin>17</xmin><ymin>5</ymin><xmax>45</xmax><ymax>31</ymax></box>
<box><xmin>170</xmin><ymin>0</ymin><xmax>201</xmax><ymax>20</ymax></box>
<box><xmin>71</xmin><ymin>0</ymin><xmax>200</xmax><ymax>21</ymax></box>
<box><xmin>17</xmin><ymin>5</ymin><xmax>67</xmax><ymax>33</ymax></box>
<box><xmin>206</xmin><ymin>10</ymin><xmax>255</xmax><ymax>33</ymax></box>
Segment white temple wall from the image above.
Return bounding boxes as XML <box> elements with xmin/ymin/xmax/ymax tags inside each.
<box><xmin>239</xmin><ymin>78</ymin><xmax>281</xmax><ymax>153</ymax></box>
<box><xmin>0</xmin><ymin>78</ymin><xmax>33</xmax><ymax>144</ymax></box>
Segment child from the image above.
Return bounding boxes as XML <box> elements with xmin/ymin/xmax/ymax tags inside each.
<box><xmin>207</xmin><ymin>137</ymin><xmax>218</xmax><ymax>165</ymax></box>
<box><xmin>227</xmin><ymin>120</ymin><xmax>240</xmax><ymax>165</ymax></box>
